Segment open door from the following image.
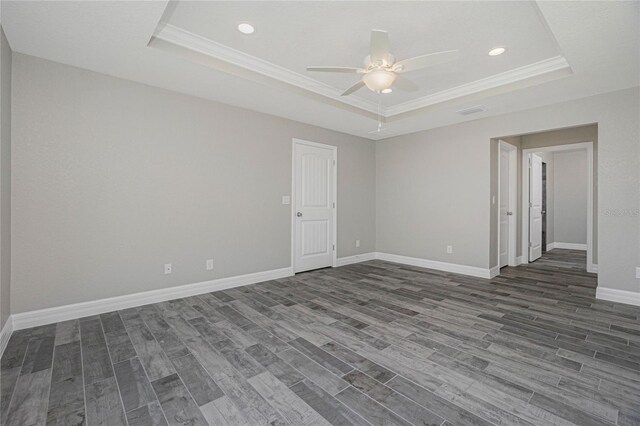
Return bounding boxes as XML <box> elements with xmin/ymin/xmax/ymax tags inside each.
<box><xmin>499</xmin><ymin>147</ymin><xmax>510</xmax><ymax>268</ymax></box>
<box><xmin>529</xmin><ymin>154</ymin><xmax>543</xmax><ymax>261</ymax></box>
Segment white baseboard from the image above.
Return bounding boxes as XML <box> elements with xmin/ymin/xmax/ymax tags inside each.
<box><xmin>515</xmin><ymin>256</ymin><xmax>524</xmax><ymax>265</ymax></box>
<box><xmin>489</xmin><ymin>266</ymin><xmax>500</xmax><ymax>278</ymax></box>
<box><xmin>342</xmin><ymin>251</ymin><xmax>499</xmax><ymax>279</ymax></box>
<box><xmin>336</xmin><ymin>252</ymin><xmax>376</xmax><ymax>267</ymax></box>
<box><xmin>0</xmin><ymin>316</ymin><xmax>13</xmax><ymax>358</ymax></box>
<box><xmin>546</xmin><ymin>243</ymin><xmax>555</xmax><ymax>251</ymax></box>
<box><xmin>376</xmin><ymin>252</ymin><xmax>493</xmax><ymax>279</ymax></box>
<box><xmin>552</xmin><ymin>242</ymin><xmax>587</xmax><ymax>251</ymax></box>
<box><xmin>11</xmin><ymin>267</ymin><xmax>293</xmax><ymax>331</ymax></box>
<box><xmin>596</xmin><ymin>287</ymin><xmax>640</xmax><ymax>307</ymax></box>
<box><xmin>589</xmin><ymin>264</ymin><xmax>598</xmax><ymax>273</ymax></box>
<box><xmin>7</xmin><ymin>246</ymin><xmax>563</xmax><ymax>333</ymax></box>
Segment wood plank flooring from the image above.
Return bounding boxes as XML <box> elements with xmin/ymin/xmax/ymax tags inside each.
<box><xmin>2</xmin><ymin>249</ymin><xmax>640</xmax><ymax>426</ymax></box>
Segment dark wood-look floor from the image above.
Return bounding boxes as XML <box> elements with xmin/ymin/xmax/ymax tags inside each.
<box><xmin>2</xmin><ymin>249</ymin><xmax>640</xmax><ymax>426</ymax></box>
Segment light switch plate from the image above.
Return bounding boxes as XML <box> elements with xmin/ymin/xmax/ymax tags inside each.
<box><xmin>636</xmin><ymin>267</ymin><xmax>640</xmax><ymax>279</ymax></box>
<box><xmin>206</xmin><ymin>259</ymin><xmax>214</xmax><ymax>270</ymax></box>
<box><xmin>164</xmin><ymin>263</ymin><xmax>172</xmax><ymax>274</ymax></box>
<box><xmin>282</xmin><ymin>195</ymin><xmax>291</xmax><ymax>205</ymax></box>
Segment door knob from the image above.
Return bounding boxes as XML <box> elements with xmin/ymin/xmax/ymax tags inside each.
<box><xmin>542</xmin><ymin>210</ymin><xmax>546</xmax><ymax>214</ymax></box>
<box><xmin>506</xmin><ymin>212</ymin><xmax>513</xmax><ymax>216</ymax></box>
<box><xmin>296</xmin><ymin>212</ymin><xmax>302</xmax><ymax>217</ymax></box>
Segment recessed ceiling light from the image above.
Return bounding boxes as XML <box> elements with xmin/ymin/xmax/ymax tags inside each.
<box><xmin>381</xmin><ymin>88</ymin><xmax>393</xmax><ymax>94</ymax></box>
<box><xmin>237</xmin><ymin>23</ymin><xmax>255</xmax><ymax>35</ymax></box>
<box><xmin>488</xmin><ymin>47</ymin><xmax>506</xmax><ymax>56</ymax></box>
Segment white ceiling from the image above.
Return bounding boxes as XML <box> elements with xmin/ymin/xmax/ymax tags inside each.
<box><xmin>1</xmin><ymin>1</ymin><xmax>638</xmax><ymax>140</ymax></box>
<box><xmin>168</xmin><ymin>1</ymin><xmax>561</xmax><ymax>105</ymax></box>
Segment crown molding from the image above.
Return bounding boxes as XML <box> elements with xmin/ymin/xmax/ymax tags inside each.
<box><xmin>154</xmin><ymin>24</ymin><xmax>571</xmax><ymax>120</ymax></box>
<box><xmin>154</xmin><ymin>24</ymin><xmax>382</xmax><ymax>115</ymax></box>
<box><xmin>385</xmin><ymin>56</ymin><xmax>572</xmax><ymax>117</ymax></box>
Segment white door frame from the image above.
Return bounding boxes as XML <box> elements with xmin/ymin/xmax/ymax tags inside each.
<box><xmin>521</xmin><ymin>142</ymin><xmax>594</xmax><ymax>273</ymax></box>
<box><xmin>291</xmin><ymin>138</ymin><xmax>337</xmax><ymax>272</ymax></box>
<box><xmin>498</xmin><ymin>140</ymin><xmax>518</xmax><ymax>269</ymax></box>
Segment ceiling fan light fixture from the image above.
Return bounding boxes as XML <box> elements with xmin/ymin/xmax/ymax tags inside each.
<box><xmin>363</xmin><ymin>69</ymin><xmax>396</xmax><ymax>92</ymax></box>
<box><xmin>381</xmin><ymin>88</ymin><xmax>393</xmax><ymax>94</ymax></box>
<box><xmin>237</xmin><ymin>23</ymin><xmax>255</xmax><ymax>35</ymax></box>
<box><xmin>488</xmin><ymin>47</ymin><xmax>506</xmax><ymax>56</ymax></box>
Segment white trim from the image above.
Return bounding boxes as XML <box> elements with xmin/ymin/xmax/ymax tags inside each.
<box><xmin>591</xmin><ymin>264</ymin><xmax>598</xmax><ymax>273</ymax></box>
<box><xmin>154</xmin><ymin>24</ymin><xmax>572</xmax><ymax>119</ymax></box>
<box><xmin>291</xmin><ymin>138</ymin><xmax>338</xmax><ymax>273</ymax></box>
<box><xmin>553</xmin><ymin>242</ymin><xmax>587</xmax><ymax>251</ymax></box>
<box><xmin>515</xmin><ymin>256</ymin><xmax>523</xmax><ymax>265</ymax></box>
<box><xmin>340</xmin><ymin>251</ymin><xmax>498</xmax><ymax>278</ymax></box>
<box><xmin>596</xmin><ymin>287</ymin><xmax>640</xmax><ymax>307</ymax></box>
<box><xmin>376</xmin><ymin>252</ymin><xmax>494</xmax><ymax>279</ymax></box>
<box><xmin>489</xmin><ymin>266</ymin><xmax>500</xmax><ymax>279</ymax></box>
<box><xmin>11</xmin><ymin>267</ymin><xmax>293</xmax><ymax>331</ymax></box>
<box><xmin>336</xmin><ymin>253</ymin><xmax>376</xmax><ymax>267</ymax></box>
<box><xmin>0</xmin><ymin>316</ymin><xmax>13</xmax><ymax>358</ymax></box>
<box><xmin>497</xmin><ymin>140</ymin><xmax>518</xmax><ymax>272</ymax></box>
<box><xmin>154</xmin><ymin>24</ymin><xmax>380</xmax><ymax>115</ymax></box>
<box><xmin>522</xmin><ymin>142</ymin><xmax>594</xmax><ymax>273</ymax></box>
<box><xmin>385</xmin><ymin>56</ymin><xmax>571</xmax><ymax>116</ymax></box>
<box><xmin>5</xmin><ymin>250</ymin><xmax>539</xmax><ymax>334</ymax></box>
<box><xmin>546</xmin><ymin>242</ymin><xmax>556</xmax><ymax>251</ymax></box>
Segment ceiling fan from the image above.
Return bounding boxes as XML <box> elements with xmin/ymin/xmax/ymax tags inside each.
<box><xmin>307</xmin><ymin>30</ymin><xmax>459</xmax><ymax>96</ymax></box>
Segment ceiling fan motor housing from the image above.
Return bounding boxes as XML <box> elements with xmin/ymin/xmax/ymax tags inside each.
<box><xmin>363</xmin><ymin>54</ymin><xmax>395</xmax><ymax>69</ymax></box>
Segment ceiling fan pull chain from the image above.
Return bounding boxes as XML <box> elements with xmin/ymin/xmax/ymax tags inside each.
<box><xmin>377</xmin><ymin>97</ymin><xmax>383</xmax><ymax>134</ymax></box>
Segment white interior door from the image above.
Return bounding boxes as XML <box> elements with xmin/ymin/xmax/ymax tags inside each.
<box><xmin>499</xmin><ymin>148</ymin><xmax>510</xmax><ymax>268</ymax></box>
<box><xmin>293</xmin><ymin>141</ymin><xmax>335</xmax><ymax>273</ymax></box>
<box><xmin>529</xmin><ymin>154</ymin><xmax>543</xmax><ymax>261</ymax></box>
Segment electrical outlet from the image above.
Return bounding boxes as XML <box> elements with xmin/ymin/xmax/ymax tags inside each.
<box><xmin>446</xmin><ymin>245</ymin><xmax>453</xmax><ymax>254</ymax></box>
<box><xmin>164</xmin><ymin>263</ymin><xmax>172</xmax><ymax>274</ymax></box>
<box><xmin>206</xmin><ymin>259</ymin><xmax>214</xmax><ymax>270</ymax></box>
<box><xmin>356</xmin><ymin>239</ymin><xmax>360</xmax><ymax>248</ymax></box>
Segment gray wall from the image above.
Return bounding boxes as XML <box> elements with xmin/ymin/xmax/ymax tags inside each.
<box><xmin>377</xmin><ymin>88</ymin><xmax>639</xmax><ymax>293</ymax></box>
<box><xmin>553</xmin><ymin>150</ymin><xmax>588</xmax><ymax>245</ymax></box>
<box><xmin>8</xmin><ymin>53</ymin><xmax>640</xmax><ymax>316</ymax></box>
<box><xmin>377</xmin><ymin>124</ymin><xmax>488</xmax><ymax>267</ymax></box>
<box><xmin>0</xmin><ymin>27</ymin><xmax>11</xmax><ymax>328</ymax></box>
<box><xmin>12</xmin><ymin>53</ymin><xmax>376</xmax><ymax>314</ymax></box>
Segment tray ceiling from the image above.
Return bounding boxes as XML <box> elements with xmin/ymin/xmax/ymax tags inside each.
<box><xmin>2</xmin><ymin>1</ymin><xmax>638</xmax><ymax>140</ymax></box>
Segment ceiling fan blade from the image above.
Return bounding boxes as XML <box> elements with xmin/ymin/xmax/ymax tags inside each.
<box><xmin>341</xmin><ymin>80</ymin><xmax>365</xmax><ymax>96</ymax></box>
<box><xmin>393</xmin><ymin>76</ymin><xmax>419</xmax><ymax>92</ymax></box>
<box><xmin>370</xmin><ymin>30</ymin><xmax>390</xmax><ymax>65</ymax></box>
<box><xmin>307</xmin><ymin>66</ymin><xmax>363</xmax><ymax>73</ymax></box>
<box><xmin>394</xmin><ymin>50</ymin><xmax>459</xmax><ymax>73</ymax></box>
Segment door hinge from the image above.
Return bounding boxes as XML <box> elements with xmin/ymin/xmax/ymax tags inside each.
<box><xmin>333</xmin><ymin>159</ymin><xmax>336</xmax><ymax>166</ymax></box>
<box><xmin>333</xmin><ymin>244</ymin><xmax>335</xmax><ymax>251</ymax></box>
<box><xmin>529</xmin><ymin>202</ymin><xmax>533</xmax><ymax>208</ymax></box>
<box><xmin>333</xmin><ymin>202</ymin><xmax>335</xmax><ymax>208</ymax></box>
<box><xmin>529</xmin><ymin>242</ymin><xmax>533</xmax><ymax>247</ymax></box>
